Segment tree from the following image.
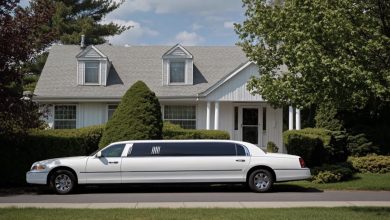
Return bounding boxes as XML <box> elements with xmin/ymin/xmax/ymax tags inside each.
<box><xmin>236</xmin><ymin>0</ymin><xmax>390</xmax><ymax>111</ymax></box>
<box><xmin>0</xmin><ymin>0</ymin><xmax>55</xmax><ymax>137</ymax></box>
<box><xmin>99</xmin><ymin>81</ymin><xmax>163</xmax><ymax>147</ymax></box>
<box><xmin>52</xmin><ymin>0</ymin><xmax>128</xmax><ymax>45</ymax></box>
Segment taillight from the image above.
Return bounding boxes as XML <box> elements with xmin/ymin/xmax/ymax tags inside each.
<box><xmin>299</xmin><ymin>158</ymin><xmax>306</xmax><ymax>168</ymax></box>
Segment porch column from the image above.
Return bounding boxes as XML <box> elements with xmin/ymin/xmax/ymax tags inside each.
<box><xmin>214</xmin><ymin>101</ymin><xmax>219</xmax><ymax>130</ymax></box>
<box><xmin>206</xmin><ymin>101</ymin><xmax>211</xmax><ymax>130</ymax></box>
<box><xmin>288</xmin><ymin>106</ymin><xmax>294</xmax><ymax>130</ymax></box>
<box><xmin>295</xmin><ymin>108</ymin><xmax>301</xmax><ymax>130</ymax></box>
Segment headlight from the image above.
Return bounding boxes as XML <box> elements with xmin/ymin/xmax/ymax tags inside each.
<box><xmin>31</xmin><ymin>164</ymin><xmax>47</xmax><ymax>171</ymax></box>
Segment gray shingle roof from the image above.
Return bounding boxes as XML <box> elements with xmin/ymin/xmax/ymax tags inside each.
<box><xmin>34</xmin><ymin>44</ymin><xmax>249</xmax><ymax>100</ymax></box>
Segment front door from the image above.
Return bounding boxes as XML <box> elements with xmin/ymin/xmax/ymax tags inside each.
<box><xmin>241</xmin><ymin>108</ymin><xmax>261</xmax><ymax>145</ymax></box>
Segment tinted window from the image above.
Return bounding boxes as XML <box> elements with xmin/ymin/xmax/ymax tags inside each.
<box><xmin>101</xmin><ymin>144</ymin><xmax>125</xmax><ymax>157</ymax></box>
<box><xmin>236</xmin><ymin>144</ymin><xmax>247</xmax><ymax>156</ymax></box>
<box><xmin>130</xmin><ymin>142</ymin><xmax>237</xmax><ymax>156</ymax></box>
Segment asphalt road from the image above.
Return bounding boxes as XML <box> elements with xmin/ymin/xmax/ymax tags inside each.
<box><xmin>1</xmin><ymin>184</ymin><xmax>390</xmax><ymax>203</ymax></box>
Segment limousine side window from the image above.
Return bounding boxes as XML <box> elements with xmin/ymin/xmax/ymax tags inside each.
<box><xmin>101</xmin><ymin>144</ymin><xmax>126</xmax><ymax>157</ymax></box>
<box><xmin>236</xmin><ymin>144</ymin><xmax>248</xmax><ymax>156</ymax></box>
<box><xmin>130</xmin><ymin>142</ymin><xmax>241</xmax><ymax>157</ymax></box>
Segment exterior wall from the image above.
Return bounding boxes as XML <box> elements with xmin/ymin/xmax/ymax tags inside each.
<box><xmin>206</xmin><ymin>63</ymin><xmax>263</xmax><ymax>101</ymax></box>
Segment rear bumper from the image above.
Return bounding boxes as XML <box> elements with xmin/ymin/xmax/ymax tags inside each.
<box><xmin>275</xmin><ymin>168</ymin><xmax>311</xmax><ymax>182</ymax></box>
<box><xmin>26</xmin><ymin>171</ymin><xmax>48</xmax><ymax>185</ymax></box>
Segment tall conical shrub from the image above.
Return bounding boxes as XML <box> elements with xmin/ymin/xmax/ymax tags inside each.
<box><xmin>99</xmin><ymin>81</ymin><xmax>162</xmax><ymax>147</ymax></box>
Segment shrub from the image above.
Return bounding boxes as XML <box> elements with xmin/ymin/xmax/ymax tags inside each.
<box><xmin>348</xmin><ymin>155</ymin><xmax>390</xmax><ymax>174</ymax></box>
<box><xmin>311</xmin><ymin>163</ymin><xmax>355</xmax><ymax>183</ymax></box>
<box><xmin>266</xmin><ymin>141</ymin><xmax>279</xmax><ymax>153</ymax></box>
<box><xmin>315</xmin><ymin>103</ymin><xmax>344</xmax><ymax>131</ymax></box>
<box><xmin>347</xmin><ymin>133</ymin><xmax>379</xmax><ymax>156</ymax></box>
<box><xmin>2</xmin><ymin>125</ymin><xmax>104</xmax><ymax>186</ymax></box>
<box><xmin>284</xmin><ymin>128</ymin><xmax>348</xmax><ymax>167</ymax></box>
<box><xmin>163</xmin><ymin>122</ymin><xmax>230</xmax><ymax>140</ymax></box>
<box><xmin>99</xmin><ymin>81</ymin><xmax>163</xmax><ymax>147</ymax></box>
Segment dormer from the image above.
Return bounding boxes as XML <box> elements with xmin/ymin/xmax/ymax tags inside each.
<box><xmin>76</xmin><ymin>45</ymin><xmax>110</xmax><ymax>86</ymax></box>
<box><xmin>162</xmin><ymin>44</ymin><xmax>193</xmax><ymax>85</ymax></box>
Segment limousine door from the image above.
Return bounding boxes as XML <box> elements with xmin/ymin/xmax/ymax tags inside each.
<box><xmin>121</xmin><ymin>142</ymin><xmax>250</xmax><ymax>183</ymax></box>
<box><xmin>84</xmin><ymin>144</ymin><xmax>126</xmax><ymax>184</ymax></box>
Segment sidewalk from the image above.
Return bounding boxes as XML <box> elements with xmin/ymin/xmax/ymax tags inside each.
<box><xmin>1</xmin><ymin>201</ymin><xmax>389</xmax><ymax>209</ymax></box>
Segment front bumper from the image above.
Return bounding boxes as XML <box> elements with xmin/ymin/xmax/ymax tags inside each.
<box><xmin>26</xmin><ymin>171</ymin><xmax>48</xmax><ymax>185</ymax></box>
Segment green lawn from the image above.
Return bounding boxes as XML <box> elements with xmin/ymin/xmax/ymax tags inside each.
<box><xmin>0</xmin><ymin>207</ymin><xmax>389</xmax><ymax>220</ymax></box>
<box><xmin>274</xmin><ymin>173</ymin><xmax>390</xmax><ymax>191</ymax></box>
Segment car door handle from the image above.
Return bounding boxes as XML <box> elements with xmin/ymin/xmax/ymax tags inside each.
<box><xmin>236</xmin><ymin>159</ymin><xmax>246</xmax><ymax>162</ymax></box>
<box><xmin>108</xmin><ymin>161</ymin><xmax>118</xmax><ymax>164</ymax></box>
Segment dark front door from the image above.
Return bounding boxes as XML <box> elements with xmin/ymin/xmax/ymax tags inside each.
<box><xmin>242</xmin><ymin>108</ymin><xmax>259</xmax><ymax>145</ymax></box>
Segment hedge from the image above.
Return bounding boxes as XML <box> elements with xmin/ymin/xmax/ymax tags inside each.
<box><xmin>311</xmin><ymin>163</ymin><xmax>355</xmax><ymax>183</ymax></box>
<box><xmin>163</xmin><ymin>122</ymin><xmax>230</xmax><ymax>140</ymax></box>
<box><xmin>348</xmin><ymin>155</ymin><xmax>390</xmax><ymax>174</ymax></box>
<box><xmin>2</xmin><ymin>125</ymin><xmax>104</xmax><ymax>186</ymax></box>
<box><xmin>283</xmin><ymin>128</ymin><xmax>348</xmax><ymax>167</ymax></box>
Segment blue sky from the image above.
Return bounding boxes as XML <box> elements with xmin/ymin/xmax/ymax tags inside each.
<box><xmin>22</xmin><ymin>0</ymin><xmax>246</xmax><ymax>46</ymax></box>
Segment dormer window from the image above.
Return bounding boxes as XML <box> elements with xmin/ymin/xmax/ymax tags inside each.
<box><xmin>169</xmin><ymin>61</ymin><xmax>185</xmax><ymax>83</ymax></box>
<box><xmin>85</xmin><ymin>61</ymin><xmax>100</xmax><ymax>84</ymax></box>
<box><xmin>162</xmin><ymin>44</ymin><xmax>193</xmax><ymax>86</ymax></box>
<box><xmin>76</xmin><ymin>45</ymin><xmax>110</xmax><ymax>86</ymax></box>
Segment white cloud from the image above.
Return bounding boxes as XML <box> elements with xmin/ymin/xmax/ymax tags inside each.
<box><xmin>110</xmin><ymin>0</ymin><xmax>242</xmax><ymax>18</ymax></box>
<box><xmin>102</xmin><ymin>19</ymin><xmax>159</xmax><ymax>45</ymax></box>
<box><xmin>191</xmin><ymin>23</ymin><xmax>203</xmax><ymax>31</ymax></box>
<box><xmin>223</xmin><ymin>21</ymin><xmax>235</xmax><ymax>29</ymax></box>
<box><xmin>175</xmin><ymin>31</ymin><xmax>204</xmax><ymax>46</ymax></box>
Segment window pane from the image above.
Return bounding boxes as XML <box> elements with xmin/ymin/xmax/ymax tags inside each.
<box><xmin>107</xmin><ymin>105</ymin><xmax>118</xmax><ymax>120</ymax></box>
<box><xmin>54</xmin><ymin>105</ymin><xmax>76</xmax><ymax>129</ymax></box>
<box><xmin>263</xmin><ymin>107</ymin><xmax>267</xmax><ymax>131</ymax></box>
<box><xmin>54</xmin><ymin>120</ymin><xmax>76</xmax><ymax>129</ymax></box>
<box><xmin>101</xmin><ymin>144</ymin><xmax>126</xmax><ymax>157</ymax></box>
<box><xmin>130</xmin><ymin>143</ymin><xmax>162</xmax><ymax>157</ymax></box>
<box><xmin>236</xmin><ymin>144</ymin><xmax>247</xmax><ymax>156</ymax></box>
<box><xmin>163</xmin><ymin>105</ymin><xmax>196</xmax><ymax>129</ymax></box>
<box><xmin>85</xmin><ymin>62</ymin><xmax>99</xmax><ymax>83</ymax></box>
<box><xmin>169</xmin><ymin>62</ymin><xmax>185</xmax><ymax>83</ymax></box>
<box><xmin>234</xmin><ymin>107</ymin><xmax>238</xmax><ymax>130</ymax></box>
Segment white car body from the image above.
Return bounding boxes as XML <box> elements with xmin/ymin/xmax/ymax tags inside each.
<box><xmin>26</xmin><ymin>140</ymin><xmax>311</xmax><ymax>192</ymax></box>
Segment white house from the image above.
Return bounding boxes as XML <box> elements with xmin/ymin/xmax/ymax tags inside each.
<box><xmin>34</xmin><ymin>43</ymin><xmax>301</xmax><ymax>152</ymax></box>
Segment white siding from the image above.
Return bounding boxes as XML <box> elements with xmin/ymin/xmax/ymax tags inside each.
<box><xmin>84</xmin><ymin>48</ymin><xmax>101</xmax><ymax>58</ymax></box>
<box><xmin>171</xmin><ymin>48</ymin><xmax>186</xmax><ymax>56</ymax></box>
<box><xmin>206</xmin><ymin>63</ymin><xmax>264</xmax><ymax>101</ymax></box>
<box><xmin>77</xmin><ymin>61</ymin><xmax>84</xmax><ymax>85</ymax></box>
<box><xmin>101</xmin><ymin>60</ymin><xmax>107</xmax><ymax>86</ymax></box>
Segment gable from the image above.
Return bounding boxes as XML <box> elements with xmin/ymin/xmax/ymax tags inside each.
<box><xmin>205</xmin><ymin>63</ymin><xmax>263</xmax><ymax>101</ymax></box>
<box><xmin>76</xmin><ymin>45</ymin><xmax>107</xmax><ymax>59</ymax></box>
<box><xmin>163</xmin><ymin>44</ymin><xmax>193</xmax><ymax>59</ymax></box>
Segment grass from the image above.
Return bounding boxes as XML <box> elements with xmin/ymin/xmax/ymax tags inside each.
<box><xmin>0</xmin><ymin>207</ymin><xmax>389</xmax><ymax>220</ymax></box>
<box><xmin>275</xmin><ymin>173</ymin><xmax>390</xmax><ymax>191</ymax></box>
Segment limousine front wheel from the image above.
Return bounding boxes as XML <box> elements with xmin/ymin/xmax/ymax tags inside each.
<box><xmin>50</xmin><ymin>170</ymin><xmax>76</xmax><ymax>194</ymax></box>
<box><xmin>248</xmin><ymin>169</ymin><xmax>274</xmax><ymax>193</ymax></box>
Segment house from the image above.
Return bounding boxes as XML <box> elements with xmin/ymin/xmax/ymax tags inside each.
<box><xmin>34</xmin><ymin>42</ymin><xmax>302</xmax><ymax>152</ymax></box>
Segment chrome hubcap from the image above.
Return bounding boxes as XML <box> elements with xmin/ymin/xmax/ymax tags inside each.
<box><xmin>254</xmin><ymin>172</ymin><xmax>270</xmax><ymax>189</ymax></box>
<box><xmin>54</xmin><ymin>174</ymin><xmax>72</xmax><ymax>193</ymax></box>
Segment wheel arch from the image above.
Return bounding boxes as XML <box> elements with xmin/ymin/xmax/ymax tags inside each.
<box><xmin>47</xmin><ymin>166</ymin><xmax>78</xmax><ymax>185</ymax></box>
<box><xmin>246</xmin><ymin>165</ymin><xmax>276</xmax><ymax>183</ymax></box>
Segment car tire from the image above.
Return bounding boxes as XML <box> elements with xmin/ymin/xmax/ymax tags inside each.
<box><xmin>248</xmin><ymin>169</ymin><xmax>274</xmax><ymax>193</ymax></box>
<box><xmin>50</xmin><ymin>170</ymin><xmax>76</xmax><ymax>194</ymax></box>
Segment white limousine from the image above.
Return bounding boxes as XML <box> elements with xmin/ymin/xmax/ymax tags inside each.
<box><xmin>26</xmin><ymin>140</ymin><xmax>311</xmax><ymax>194</ymax></box>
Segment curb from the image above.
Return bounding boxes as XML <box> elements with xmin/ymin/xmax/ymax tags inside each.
<box><xmin>0</xmin><ymin>201</ymin><xmax>389</xmax><ymax>209</ymax></box>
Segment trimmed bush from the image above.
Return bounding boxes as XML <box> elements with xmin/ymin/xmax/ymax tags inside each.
<box><xmin>347</xmin><ymin>133</ymin><xmax>379</xmax><ymax>156</ymax></box>
<box><xmin>99</xmin><ymin>81</ymin><xmax>163</xmax><ymax>147</ymax></box>
<box><xmin>348</xmin><ymin>155</ymin><xmax>390</xmax><ymax>174</ymax></box>
<box><xmin>163</xmin><ymin>122</ymin><xmax>230</xmax><ymax>140</ymax></box>
<box><xmin>284</xmin><ymin>128</ymin><xmax>348</xmax><ymax>167</ymax></box>
<box><xmin>266</xmin><ymin>141</ymin><xmax>279</xmax><ymax>153</ymax></box>
<box><xmin>2</xmin><ymin>125</ymin><xmax>104</xmax><ymax>186</ymax></box>
<box><xmin>311</xmin><ymin>163</ymin><xmax>355</xmax><ymax>183</ymax></box>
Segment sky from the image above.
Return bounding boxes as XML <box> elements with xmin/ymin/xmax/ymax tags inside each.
<box><xmin>21</xmin><ymin>0</ymin><xmax>246</xmax><ymax>46</ymax></box>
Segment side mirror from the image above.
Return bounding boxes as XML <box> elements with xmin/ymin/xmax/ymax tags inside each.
<box><xmin>96</xmin><ymin>151</ymin><xmax>102</xmax><ymax>158</ymax></box>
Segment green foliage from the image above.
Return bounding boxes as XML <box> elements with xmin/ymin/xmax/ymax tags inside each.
<box><xmin>347</xmin><ymin>133</ymin><xmax>379</xmax><ymax>156</ymax></box>
<box><xmin>315</xmin><ymin>103</ymin><xmax>344</xmax><ymax>131</ymax></box>
<box><xmin>99</xmin><ymin>81</ymin><xmax>163</xmax><ymax>147</ymax></box>
<box><xmin>266</xmin><ymin>141</ymin><xmax>279</xmax><ymax>153</ymax></box>
<box><xmin>311</xmin><ymin>163</ymin><xmax>355</xmax><ymax>183</ymax></box>
<box><xmin>283</xmin><ymin>128</ymin><xmax>348</xmax><ymax>167</ymax></box>
<box><xmin>236</xmin><ymin>0</ymin><xmax>390</xmax><ymax>111</ymax></box>
<box><xmin>349</xmin><ymin>155</ymin><xmax>390</xmax><ymax>174</ymax></box>
<box><xmin>162</xmin><ymin>122</ymin><xmax>230</xmax><ymax>140</ymax></box>
<box><xmin>1</xmin><ymin>125</ymin><xmax>104</xmax><ymax>186</ymax></box>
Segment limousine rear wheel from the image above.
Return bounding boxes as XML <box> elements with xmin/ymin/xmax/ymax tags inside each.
<box><xmin>50</xmin><ymin>170</ymin><xmax>76</xmax><ymax>194</ymax></box>
<box><xmin>248</xmin><ymin>169</ymin><xmax>274</xmax><ymax>193</ymax></box>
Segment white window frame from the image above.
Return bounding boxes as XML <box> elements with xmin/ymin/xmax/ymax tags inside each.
<box><xmin>163</xmin><ymin>105</ymin><xmax>196</xmax><ymax>129</ymax></box>
<box><xmin>107</xmin><ymin>104</ymin><xmax>118</xmax><ymax>121</ymax></box>
<box><xmin>84</xmin><ymin>61</ymin><xmax>101</xmax><ymax>85</ymax></box>
<box><xmin>53</xmin><ymin>104</ymin><xmax>77</xmax><ymax>129</ymax></box>
<box><xmin>167</xmin><ymin>60</ymin><xmax>186</xmax><ymax>85</ymax></box>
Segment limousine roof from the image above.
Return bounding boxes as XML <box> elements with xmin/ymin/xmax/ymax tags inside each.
<box><xmin>109</xmin><ymin>139</ymin><xmax>266</xmax><ymax>156</ymax></box>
